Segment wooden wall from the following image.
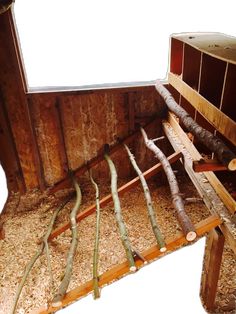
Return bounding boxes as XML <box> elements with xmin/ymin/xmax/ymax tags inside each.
<box><xmin>0</xmin><ymin>10</ymin><xmax>165</xmax><ymax>193</ymax></box>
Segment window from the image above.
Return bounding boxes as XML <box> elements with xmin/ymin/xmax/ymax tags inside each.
<box><xmin>14</xmin><ymin>0</ymin><xmax>236</xmax><ymax>89</ymax></box>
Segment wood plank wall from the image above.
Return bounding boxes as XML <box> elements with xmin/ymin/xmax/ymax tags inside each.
<box><xmin>0</xmin><ymin>10</ymin><xmax>166</xmax><ymax>193</ymax></box>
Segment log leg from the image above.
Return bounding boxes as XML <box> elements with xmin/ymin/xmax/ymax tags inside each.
<box><xmin>200</xmin><ymin>227</ymin><xmax>225</xmax><ymax>312</ymax></box>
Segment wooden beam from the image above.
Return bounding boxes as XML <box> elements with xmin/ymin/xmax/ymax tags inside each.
<box><xmin>48</xmin><ymin>151</ymin><xmax>182</xmax><ymax>241</ymax></box>
<box><xmin>163</xmin><ymin>114</ymin><xmax>236</xmax><ymax>255</ymax></box>
<box><xmin>168</xmin><ymin>72</ymin><xmax>236</xmax><ymax>146</ymax></box>
<box><xmin>48</xmin><ymin>118</ymin><xmax>159</xmax><ymax>194</ymax></box>
<box><xmin>193</xmin><ymin>159</ymin><xmax>227</xmax><ymax>172</ymax></box>
<box><xmin>167</xmin><ymin>112</ymin><xmax>236</xmax><ymax>215</ymax></box>
<box><xmin>26</xmin><ymin>96</ymin><xmax>46</xmax><ymax>191</ymax></box>
<box><xmin>0</xmin><ymin>93</ymin><xmax>25</xmax><ymax>193</ymax></box>
<box><xmin>54</xmin><ymin>97</ymin><xmax>70</xmax><ymax>173</ymax></box>
<box><xmin>0</xmin><ymin>11</ymin><xmax>40</xmax><ymax>190</ymax></box>
<box><xmin>38</xmin><ymin>214</ymin><xmax>221</xmax><ymax>314</ymax></box>
<box><xmin>201</xmin><ymin>228</ymin><xmax>225</xmax><ymax>311</ymax></box>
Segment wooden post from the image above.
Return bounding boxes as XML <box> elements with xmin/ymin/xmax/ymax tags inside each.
<box><xmin>200</xmin><ymin>227</ymin><xmax>225</xmax><ymax>311</ymax></box>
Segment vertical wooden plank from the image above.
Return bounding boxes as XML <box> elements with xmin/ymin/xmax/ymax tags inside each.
<box><xmin>0</xmin><ymin>11</ymin><xmax>40</xmax><ymax>190</ymax></box>
<box><xmin>199</xmin><ymin>53</ymin><xmax>226</xmax><ymax>107</ymax></box>
<box><xmin>0</xmin><ymin>93</ymin><xmax>25</xmax><ymax>193</ymax></box>
<box><xmin>30</xmin><ymin>95</ymin><xmax>67</xmax><ymax>186</ymax></box>
<box><xmin>27</xmin><ymin>96</ymin><xmax>46</xmax><ymax>191</ymax></box>
<box><xmin>221</xmin><ymin>63</ymin><xmax>236</xmax><ymax>122</ymax></box>
<box><xmin>170</xmin><ymin>38</ymin><xmax>184</xmax><ymax>75</ymax></box>
<box><xmin>201</xmin><ymin>227</ymin><xmax>225</xmax><ymax>311</ymax></box>
<box><xmin>54</xmin><ymin>97</ymin><xmax>69</xmax><ymax>173</ymax></box>
<box><xmin>182</xmin><ymin>44</ymin><xmax>201</xmax><ymax>90</ymax></box>
<box><xmin>127</xmin><ymin>92</ymin><xmax>135</xmax><ymax>133</ymax></box>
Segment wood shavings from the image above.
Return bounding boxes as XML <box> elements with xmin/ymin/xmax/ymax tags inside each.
<box><xmin>0</xmin><ymin>175</ymin><xmax>234</xmax><ymax>313</ymax></box>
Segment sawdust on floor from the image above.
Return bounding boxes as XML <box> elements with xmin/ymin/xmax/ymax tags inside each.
<box><xmin>0</xmin><ymin>174</ymin><xmax>235</xmax><ymax>314</ymax></box>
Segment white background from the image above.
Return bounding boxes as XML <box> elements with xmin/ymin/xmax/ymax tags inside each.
<box><xmin>1</xmin><ymin>0</ymin><xmax>235</xmax><ymax>312</ymax></box>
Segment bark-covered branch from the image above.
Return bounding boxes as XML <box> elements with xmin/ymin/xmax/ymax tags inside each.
<box><xmin>104</xmin><ymin>153</ymin><xmax>136</xmax><ymax>272</ymax></box>
<box><xmin>89</xmin><ymin>170</ymin><xmax>101</xmax><ymax>299</ymax></box>
<box><xmin>141</xmin><ymin>128</ymin><xmax>196</xmax><ymax>242</ymax></box>
<box><xmin>11</xmin><ymin>196</ymin><xmax>72</xmax><ymax>314</ymax></box>
<box><xmin>124</xmin><ymin>144</ymin><xmax>166</xmax><ymax>252</ymax></box>
<box><xmin>52</xmin><ymin>179</ymin><xmax>82</xmax><ymax>307</ymax></box>
<box><xmin>155</xmin><ymin>80</ymin><xmax>236</xmax><ymax>171</ymax></box>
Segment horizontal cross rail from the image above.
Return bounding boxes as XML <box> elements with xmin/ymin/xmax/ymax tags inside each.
<box><xmin>49</xmin><ymin>118</ymin><xmax>159</xmax><ymax>194</ymax></box>
<box><xmin>39</xmin><ymin>214</ymin><xmax>221</xmax><ymax>313</ymax></box>
<box><xmin>48</xmin><ymin>151</ymin><xmax>182</xmax><ymax>241</ymax></box>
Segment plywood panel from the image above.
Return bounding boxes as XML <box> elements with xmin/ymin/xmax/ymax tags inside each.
<box><xmin>30</xmin><ymin>95</ymin><xmax>67</xmax><ymax>185</ymax></box>
<box><xmin>221</xmin><ymin>63</ymin><xmax>236</xmax><ymax>122</ymax></box>
<box><xmin>172</xmin><ymin>33</ymin><xmax>236</xmax><ymax>64</ymax></box>
<box><xmin>59</xmin><ymin>92</ymin><xmax>130</xmax><ymax>178</ymax></box>
<box><xmin>170</xmin><ymin>38</ymin><xmax>184</xmax><ymax>75</ymax></box>
<box><xmin>182</xmin><ymin>44</ymin><xmax>201</xmax><ymax>90</ymax></box>
<box><xmin>199</xmin><ymin>53</ymin><xmax>226</xmax><ymax>107</ymax></box>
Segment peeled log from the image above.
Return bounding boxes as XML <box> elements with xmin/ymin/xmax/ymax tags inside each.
<box><xmin>141</xmin><ymin>128</ymin><xmax>196</xmax><ymax>242</ymax></box>
<box><xmin>124</xmin><ymin>144</ymin><xmax>166</xmax><ymax>252</ymax></box>
<box><xmin>104</xmin><ymin>153</ymin><xmax>136</xmax><ymax>272</ymax></box>
<box><xmin>89</xmin><ymin>171</ymin><xmax>101</xmax><ymax>299</ymax></box>
<box><xmin>52</xmin><ymin>179</ymin><xmax>82</xmax><ymax>307</ymax></box>
<box><xmin>155</xmin><ymin>80</ymin><xmax>236</xmax><ymax>171</ymax></box>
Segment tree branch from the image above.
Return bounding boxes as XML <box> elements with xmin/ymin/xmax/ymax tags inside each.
<box><xmin>104</xmin><ymin>153</ymin><xmax>136</xmax><ymax>272</ymax></box>
<box><xmin>11</xmin><ymin>196</ymin><xmax>72</xmax><ymax>314</ymax></box>
<box><xmin>124</xmin><ymin>144</ymin><xmax>166</xmax><ymax>252</ymax></box>
<box><xmin>155</xmin><ymin>80</ymin><xmax>236</xmax><ymax>171</ymax></box>
<box><xmin>89</xmin><ymin>170</ymin><xmax>101</xmax><ymax>299</ymax></box>
<box><xmin>52</xmin><ymin>180</ymin><xmax>82</xmax><ymax>307</ymax></box>
<box><xmin>141</xmin><ymin>127</ymin><xmax>196</xmax><ymax>242</ymax></box>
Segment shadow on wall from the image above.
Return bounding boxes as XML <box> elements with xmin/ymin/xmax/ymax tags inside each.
<box><xmin>0</xmin><ymin>164</ymin><xmax>8</xmax><ymax>214</ymax></box>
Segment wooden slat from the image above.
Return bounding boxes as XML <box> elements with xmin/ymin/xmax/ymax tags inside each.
<box><xmin>0</xmin><ymin>95</ymin><xmax>25</xmax><ymax>193</ymax></box>
<box><xmin>54</xmin><ymin>97</ymin><xmax>69</xmax><ymax>173</ymax></box>
<box><xmin>49</xmin><ymin>118</ymin><xmax>159</xmax><ymax>194</ymax></box>
<box><xmin>29</xmin><ymin>95</ymin><xmax>68</xmax><ymax>186</ymax></box>
<box><xmin>167</xmin><ymin>112</ymin><xmax>236</xmax><ymax>215</ymax></box>
<box><xmin>48</xmin><ymin>151</ymin><xmax>182</xmax><ymax>241</ymax></box>
<box><xmin>168</xmin><ymin>72</ymin><xmax>236</xmax><ymax>146</ymax></box>
<box><xmin>193</xmin><ymin>159</ymin><xmax>227</xmax><ymax>172</ymax></box>
<box><xmin>0</xmin><ymin>11</ymin><xmax>40</xmax><ymax>190</ymax></box>
<box><xmin>163</xmin><ymin>114</ymin><xmax>236</xmax><ymax>255</ymax></box>
<box><xmin>201</xmin><ymin>228</ymin><xmax>225</xmax><ymax>311</ymax></box>
<box><xmin>38</xmin><ymin>215</ymin><xmax>221</xmax><ymax>314</ymax></box>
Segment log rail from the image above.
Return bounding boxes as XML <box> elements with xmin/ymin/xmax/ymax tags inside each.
<box><xmin>162</xmin><ymin>113</ymin><xmax>236</xmax><ymax>254</ymax></box>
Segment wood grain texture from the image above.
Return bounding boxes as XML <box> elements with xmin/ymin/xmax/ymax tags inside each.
<box><xmin>29</xmin><ymin>95</ymin><xmax>68</xmax><ymax>185</ymax></box>
<box><xmin>168</xmin><ymin>73</ymin><xmax>236</xmax><ymax>146</ymax></box>
<box><xmin>201</xmin><ymin>228</ymin><xmax>225</xmax><ymax>311</ymax></box>
<box><xmin>193</xmin><ymin>159</ymin><xmax>227</xmax><ymax>172</ymax></box>
<box><xmin>167</xmin><ymin>112</ymin><xmax>236</xmax><ymax>215</ymax></box>
<box><xmin>163</xmin><ymin>114</ymin><xmax>236</xmax><ymax>254</ymax></box>
<box><xmin>0</xmin><ymin>11</ymin><xmax>40</xmax><ymax>190</ymax></box>
<box><xmin>0</xmin><ymin>95</ymin><xmax>25</xmax><ymax>192</ymax></box>
<box><xmin>59</xmin><ymin>92</ymin><xmax>130</xmax><ymax>178</ymax></box>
